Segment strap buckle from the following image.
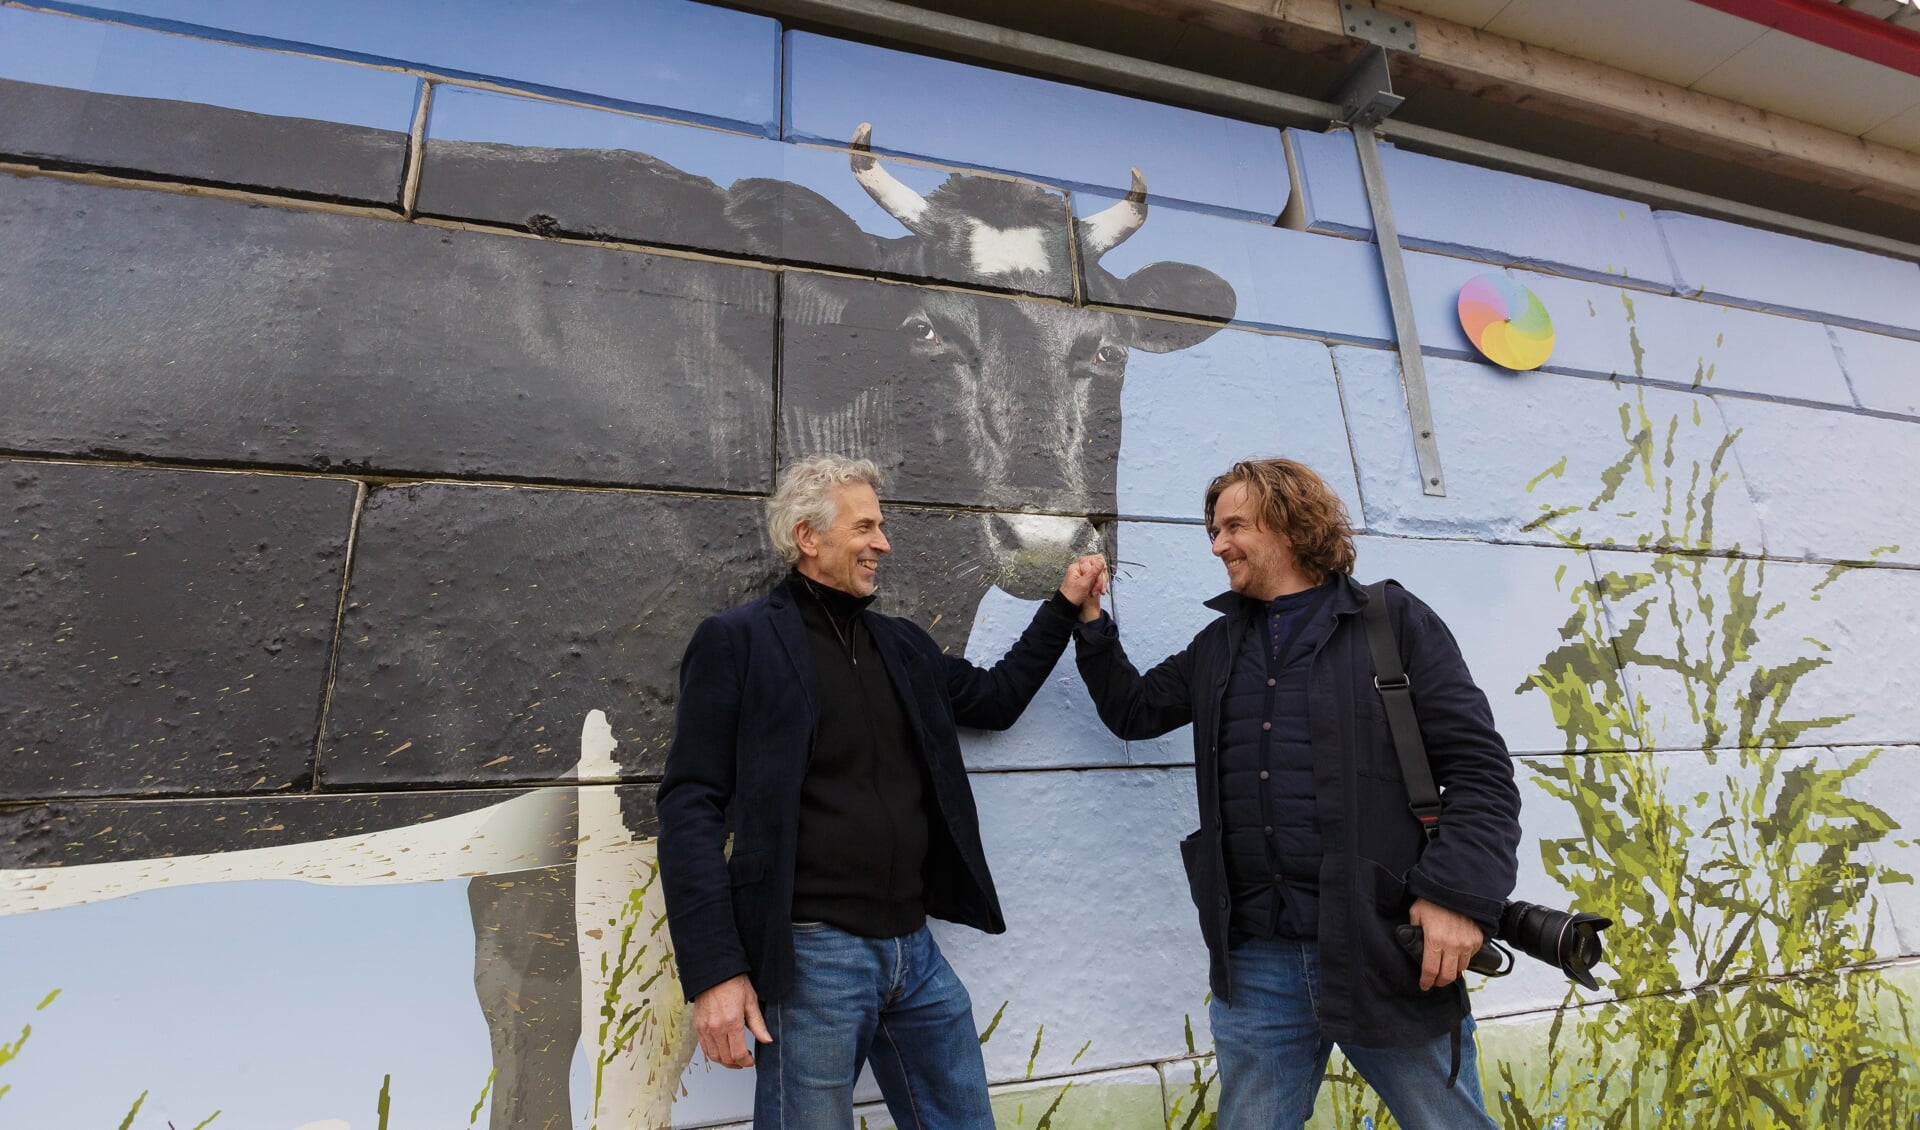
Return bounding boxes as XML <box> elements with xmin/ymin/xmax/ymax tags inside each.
<box><xmin>1410</xmin><ymin>802</ymin><xmax>1442</xmax><ymax>840</ymax></box>
<box><xmin>1373</xmin><ymin>673</ymin><xmax>1411</xmax><ymax>691</ymax></box>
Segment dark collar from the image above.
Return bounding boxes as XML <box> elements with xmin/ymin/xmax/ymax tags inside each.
<box><xmin>1203</xmin><ymin>572</ymin><xmax>1367</xmax><ymax>617</ymax></box>
<box><xmin>788</xmin><ymin>570</ymin><xmax>877</xmax><ymax>619</ymax></box>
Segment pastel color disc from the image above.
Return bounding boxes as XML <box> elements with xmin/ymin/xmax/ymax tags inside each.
<box><xmin>1458</xmin><ymin>275</ymin><xmax>1555</xmax><ymax>371</ymax></box>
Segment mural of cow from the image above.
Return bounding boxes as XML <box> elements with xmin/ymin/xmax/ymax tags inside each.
<box><xmin>0</xmin><ymin>128</ymin><xmax>1236</xmax><ymax>1129</ymax></box>
<box><xmin>741</xmin><ymin>125</ymin><xmax>1234</xmax><ymax>637</ymax></box>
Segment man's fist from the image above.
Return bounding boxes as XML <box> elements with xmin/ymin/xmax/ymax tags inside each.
<box><xmin>692</xmin><ymin>973</ymin><xmax>772</xmax><ymax>1068</ymax></box>
<box><xmin>1061</xmin><ymin>554</ymin><xmax>1110</xmax><ymax>621</ymax></box>
<box><xmin>1409</xmin><ymin>898</ymin><xmax>1485</xmax><ymax>991</ymax></box>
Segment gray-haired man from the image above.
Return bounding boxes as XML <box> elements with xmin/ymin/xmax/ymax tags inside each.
<box><xmin>657</xmin><ymin>454</ymin><xmax>1105</xmax><ymax>1128</ymax></box>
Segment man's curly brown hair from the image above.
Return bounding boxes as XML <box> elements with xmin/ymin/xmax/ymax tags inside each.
<box><xmin>1203</xmin><ymin>458</ymin><xmax>1357</xmax><ymax>582</ymax></box>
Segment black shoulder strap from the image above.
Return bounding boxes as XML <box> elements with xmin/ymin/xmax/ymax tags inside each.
<box><xmin>1361</xmin><ymin>580</ymin><xmax>1442</xmax><ymax>842</ymax></box>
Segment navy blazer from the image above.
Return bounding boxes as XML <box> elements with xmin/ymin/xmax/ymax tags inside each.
<box><xmin>656</xmin><ymin>575</ymin><xmax>1076</xmax><ymax>1004</ymax></box>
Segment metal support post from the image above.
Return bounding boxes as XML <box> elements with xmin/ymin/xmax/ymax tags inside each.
<box><xmin>1333</xmin><ymin>45</ymin><xmax>1447</xmax><ymax>497</ymax></box>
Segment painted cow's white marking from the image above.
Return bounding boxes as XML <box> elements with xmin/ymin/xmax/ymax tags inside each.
<box><xmin>968</xmin><ymin>222</ymin><xmax>1051</xmax><ymax>276</ymax></box>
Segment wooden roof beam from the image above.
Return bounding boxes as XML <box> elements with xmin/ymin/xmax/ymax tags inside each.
<box><xmin>1097</xmin><ymin>0</ymin><xmax>1920</xmax><ymax>211</ymax></box>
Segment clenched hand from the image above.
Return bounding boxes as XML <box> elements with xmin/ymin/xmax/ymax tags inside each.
<box><xmin>1060</xmin><ymin>554</ymin><xmax>1110</xmax><ymax>622</ymax></box>
<box><xmin>1410</xmin><ymin>898</ymin><xmax>1484</xmax><ymax>991</ymax></box>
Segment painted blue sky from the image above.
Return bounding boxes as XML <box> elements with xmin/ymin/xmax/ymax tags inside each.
<box><xmin>785</xmin><ymin>31</ymin><xmax>1291</xmax><ymax>222</ymax></box>
<box><xmin>428</xmin><ymin>85</ymin><xmax>1048</xmax><ymax>241</ymax></box>
<box><xmin>0</xmin><ymin>880</ymin><xmax>506</xmax><ymax>1130</ymax></box>
<box><xmin>0</xmin><ymin>6</ymin><xmax>418</xmax><ymax>131</ymax></box>
<box><xmin>30</xmin><ymin>0</ymin><xmax>781</xmax><ymax>132</ymax></box>
<box><xmin>16</xmin><ymin>1</ymin><xmax>1290</xmax><ymax>221</ymax></box>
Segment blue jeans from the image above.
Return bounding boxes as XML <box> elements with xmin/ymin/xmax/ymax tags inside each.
<box><xmin>754</xmin><ymin>922</ymin><xmax>995</xmax><ymax>1130</ymax></box>
<box><xmin>1210</xmin><ymin>938</ymin><xmax>1497</xmax><ymax>1130</ymax></box>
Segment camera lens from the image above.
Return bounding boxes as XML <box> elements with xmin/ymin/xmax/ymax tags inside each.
<box><xmin>1497</xmin><ymin>901</ymin><xmax>1611</xmax><ymax>991</ymax></box>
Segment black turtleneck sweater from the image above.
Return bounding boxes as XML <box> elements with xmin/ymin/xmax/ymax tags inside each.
<box><xmin>790</xmin><ymin>574</ymin><xmax>933</xmax><ymax>938</ymax></box>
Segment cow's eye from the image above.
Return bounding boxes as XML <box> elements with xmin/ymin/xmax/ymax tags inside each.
<box><xmin>1096</xmin><ymin>343</ymin><xmax>1128</xmax><ymax>364</ymax></box>
<box><xmin>902</xmin><ymin>316</ymin><xmax>941</xmax><ymax>345</ymax></box>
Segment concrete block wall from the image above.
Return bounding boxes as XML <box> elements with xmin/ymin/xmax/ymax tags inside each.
<box><xmin>1</xmin><ymin>2</ymin><xmax>1917</xmax><ymax>1127</ymax></box>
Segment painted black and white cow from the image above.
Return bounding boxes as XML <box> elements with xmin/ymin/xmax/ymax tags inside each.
<box><xmin>729</xmin><ymin>125</ymin><xmax>1235</xmax><ymax>641</ymax></box>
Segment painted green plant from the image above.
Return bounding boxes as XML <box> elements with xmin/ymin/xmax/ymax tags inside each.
<box><xmin>0</xmin><ymin>989</ymin><xmax>58</xmax><ymax>1106</ymax></box>
<box><xmin>1320</xmin><ymin>385</ymin><xmax>1917</xmax><ymax>1127</ymax></box>
<box><xmin>1507</xmin><ymin>388</ymin><xmax>1916</xmax><ymax>1128</ymax></box>
<box><xmin>1163</xmin><ymin>1014</ymin><xmax>1216</xmax><ymax>1130</ymax></box>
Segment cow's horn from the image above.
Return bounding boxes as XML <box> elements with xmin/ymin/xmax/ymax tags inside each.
<box><xmin>849</xmin><ymin>123</ymin><xmax>930</xmax><ymax>228</ymax></box>
<box><xmin>1080</xmin><ymin>167</ymin><xmax>1148</xmax><ymax>259</ymax></box>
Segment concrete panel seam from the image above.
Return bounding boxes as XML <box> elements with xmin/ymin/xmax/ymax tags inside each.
<box><xmin>399</xmin><ymin>79</ymin><xmax>431</xmax><ymax>217</ymax></box>
<box><xmin>308</xmin><ymin>483</ymin><xmax>367</xmax><ymax>791</ymax></box>
<box><xmin>1501</xmin><ymin>354</ymin><xmax>1920</xmax><ymax>424</ymax></box>
<box><xmin>1706</xmin><ymin>391</ymin><xmax>1769</xmax><ymax>559</ymax></box>
<box><xmin>40</xmin><ymin>149</ymin><xmax>1917</xmax><ymax>375</ymax></box>
<box><xmin>1825</xmin><ymin>323</ymin><xmax>1871</xmax><ymax>411</ymax></box>
<box><xmin>0</xmin><ymin>159</ymin><xmax>405</xmax><ymax>219</ymax></box>
<box><xmin>1471</xmin><ymin>958</ymin><xmax>1893</xmax><ymax>1023</ymax></box>
<box><xmin>1327</xmin><ymin>346</ymin><xmax>1378</xmax><ymax>530</ymax></box>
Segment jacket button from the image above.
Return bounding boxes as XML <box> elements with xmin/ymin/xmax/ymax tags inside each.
<box><xmin>1259</xmin><ymin>770</ymin><xmax>1270</xmax><ymax>780</ymax></box>
<box><xmin>1262</xmin><ymin>721</ymin><xmax>1272</xmax><ymax>731</ymax></box>
<box><xmin>1218</xmin><ymin>895</ymin><xmax>1229</xmax><ymax>910</ymax></box>
<box><xmin>1263</xmin><ymin>825</ymin><xmax>1274</xmax><ymax>835</ymax></box>
<box><xmin>1267</xmin><ymin>678</ymin><xmax>1277</xmax><ymax>687</ymax></box>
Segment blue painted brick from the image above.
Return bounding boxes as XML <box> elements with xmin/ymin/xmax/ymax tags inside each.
<box><xmin>1074</xmin><ymin>190</ymin><xmax>1391</xmax><ymax>340</ymax></box>
<box><xmin>1356</xmin><ymin>537</ymin><xmax>1622</xmax><ymax>754</ymax></box>
<box><xmin>1657</xmin><ymin>211</ymin><xmax>1920</xmax><ymax>336</ymax></box>
<box><xmin>1716</xmin><ymin>398</ymin><xmax>1920</xmax><ymax>566</ymax></box>
<box><xmin>1405</xmin><ymin>251</ymin><xmax>1492</xmax><ymax>359</ymax></box>
<box><xmin>1336</xmin><ymin>345</ymin><xmax>1764</xmax><ymax>551</ymax></box>
<box><xmin>787</xmin><ymin>31</ymin><xmax>1289</xmax><ymax>221</ymax></box>
<box><xmin>1110</xmin><ymin>519</ymin><xmax>1220</xmax><ymax>767</ymax></box>
<box><xmin>1117</xmin><ymin>331</ymin><xmax>1360</xmax><ymax>523</ymax></box>
<box><xmin>1831</xmin><ymin>326</ymin><xmax>1920</xmax><ymax>417</ymax></box>
<box><xmin>422</xmin><ymin>87</ymin><xmax>1074</xmax><ymax>296</ymax></box>
<box><xmin>956</xmin><ymin>587</ymin><xmax>1123</xmax><ymax>772</ymax></box>
<box><xmin>1287</xmin><ymin>128</ymin><xmax>1369</xmax><ymax>239</ymax></box>
<box><xmin>1514</xmin><ymin>270</ymin><xmax>1851</xmax><ymax>404</ymax></box>
<box><xmin>0</xmin><ymin>6</ymin><xmax>416</xmax><ymax>130</ymax></box>
<box><xmin>1287</xmin><ymin>128</ymin><xmax>1676</xmax><ymax>290</ymax></box>
<box><xmin>33</xmin><ymin>0</ymin><xmax>781</xmax><ymax>133</ymax></box>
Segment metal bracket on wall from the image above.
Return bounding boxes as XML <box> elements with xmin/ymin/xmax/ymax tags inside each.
<box><xmin>1332</xmin><ymin>46</ymin><xmax>1446</xmax><ymax>497</ymax></box>
<box><xmin>1338</xmin><ymin>1</ymin><xmax>1419</xmax><ymax>54</ymax></box>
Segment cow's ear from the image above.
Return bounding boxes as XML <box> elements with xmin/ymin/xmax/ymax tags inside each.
<box><xmin>725</xmin><ymin>177</ymin><xmax>875</xmax><ymax>267</ymax></box>
<box><xmin>1115</xmin><ymin>262</ymin><xmax>1237</xmax><ymax>352</ymax></box>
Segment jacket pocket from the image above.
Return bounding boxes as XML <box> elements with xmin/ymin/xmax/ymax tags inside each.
<box><xmin>1178</xmin><ymin>828</ymin><xmax>1216</xmax><ymax>923</ymax></box>
<box><xmin>1358</xmin><ymin>856</ymin><xmax>1409</xmax><ymax>913</ymax></box>
<box><xmin>1356</xmin><ymin>856</ymin><xmax>1421</xmax><ymax>997</ymax></box>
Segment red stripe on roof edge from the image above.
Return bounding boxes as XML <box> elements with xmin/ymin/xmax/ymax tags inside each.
<box><xmin>1689</xmin><ymin>0</ymin><xmax>1920</xmax><ymax>78</ymax></box>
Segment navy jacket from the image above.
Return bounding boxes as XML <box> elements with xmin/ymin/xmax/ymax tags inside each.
<box><xmin>657</xmin><ymin>576</ymin><xmax>1076</xmax><ymax>1004</ymax></box>
<box><xmin>1074</xmin><ymin>575</ymin><xmax>1521</xmax><ymax>1046</ymax></box>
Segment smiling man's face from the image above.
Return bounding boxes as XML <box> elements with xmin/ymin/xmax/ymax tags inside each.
<box><xmin>796</xmin><ymin>482</ymin><xmax>890</xmax><ymax>597</ymax></box>
<box><xmin>1206</xmin><ymin>481</ymin><xmax>1303</xmax><ymax>601</ymax></box>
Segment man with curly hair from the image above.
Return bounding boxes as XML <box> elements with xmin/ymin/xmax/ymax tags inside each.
<box><xmin>1066</xmin><ymin>457</ymin><xmax>1521</xmax><ymax>1130</ymax></box>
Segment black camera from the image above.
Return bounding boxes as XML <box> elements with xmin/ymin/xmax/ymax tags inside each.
<box><xmin>1395</xmin><ymin>900</ymin><xmax>1612</xmax><ymax>990</ymax></box>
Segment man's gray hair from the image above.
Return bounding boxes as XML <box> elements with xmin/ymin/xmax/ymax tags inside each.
<box><xmin>767</xmin><ymin>455</ymin><xmax>885</xmax><ymax>565</ymax></box>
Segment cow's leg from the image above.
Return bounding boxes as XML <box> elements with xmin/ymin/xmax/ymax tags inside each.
<box><xmin>470</xmin><ymin>865</ymin><xmax>580</xmax><ymax>1130</ymax></box>
<box><xmin>576</xmin><ymin>782</ymin><xmax>695</xmax><ymax>1128</ymax></box>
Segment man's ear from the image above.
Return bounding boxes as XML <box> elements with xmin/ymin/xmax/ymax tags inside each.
<box><xmin>793</xmin><ymin>522</ymin><xmax>819</xmax><ymax>559</ymax></box>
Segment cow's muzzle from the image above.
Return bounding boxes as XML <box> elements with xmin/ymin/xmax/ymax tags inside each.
<box><xmin>985</xmin><ymin>513</ymin><xmax>1104</xmax><ymax>600</ymax></box>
